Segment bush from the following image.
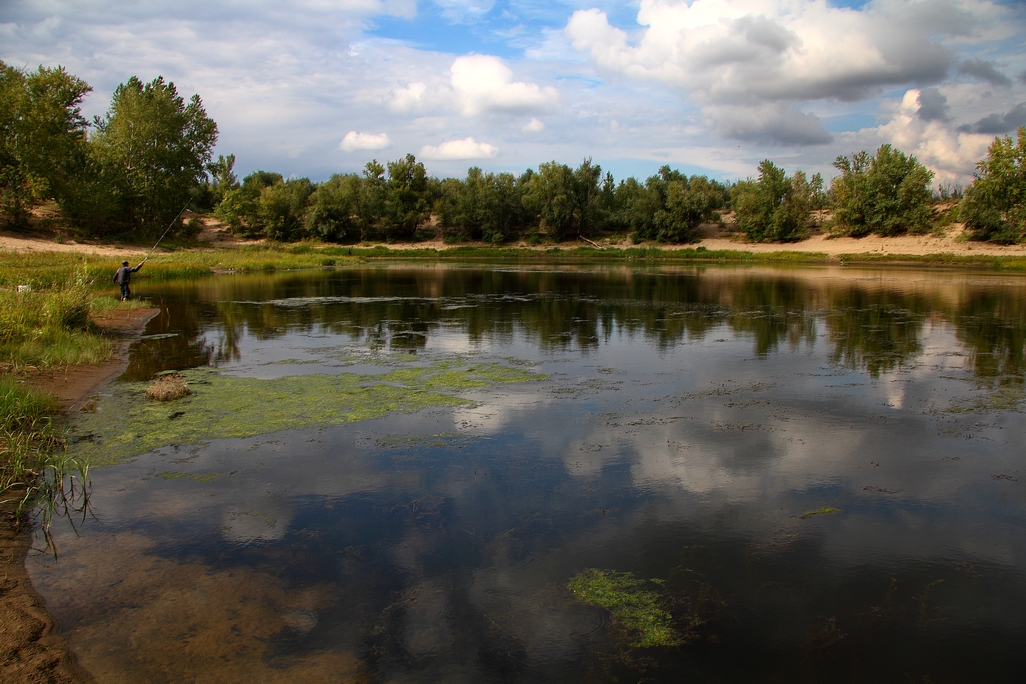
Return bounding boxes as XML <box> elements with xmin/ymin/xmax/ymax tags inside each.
<box><xmin>831</xmin><ymin>145</ymin><xmax>934</xmax><ymax>237</ymax></box>
<box><xmin>733</xmin><ymin>161</ymin><xmax>812</xmax><ymax>242</ymax></box>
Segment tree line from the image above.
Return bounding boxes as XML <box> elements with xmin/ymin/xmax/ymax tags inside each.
<box><xmin>3</xmin><ymin>61</ymin><xmax>1025</xmax><ymax>244</ymax></box>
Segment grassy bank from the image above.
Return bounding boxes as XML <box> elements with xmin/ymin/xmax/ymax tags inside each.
<box><xmin>344</xmin><ymin>243</ymin><xmax>1026</xmax><ymax>269</ymax></box>
<box><xmin>0</xmin><ymin>377</ymin><xmax>61</xmax><ymax>493</ymax></box>
<box><xmin>0</xmin><ymin>246</ymin><xmax>360</xmax><ymax>289</ymax></box>
<box><xmin>0</xmin><ymin>253</ymin><xmax>146</xmax><ymax>497</ymax></box>
<box><xmin>837</xmin><ymin>252</ymin><xmax>1026</xmax><ymax>270</ymax></box>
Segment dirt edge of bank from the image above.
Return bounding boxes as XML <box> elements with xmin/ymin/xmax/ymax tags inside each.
<box><xmin>0</xmin><ymin>307</ymin><xmax>160</xmax><ymax>684</ymax></box>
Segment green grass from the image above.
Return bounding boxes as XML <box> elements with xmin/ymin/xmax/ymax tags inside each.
<box><xmin>89</xmin><ymin>295</ymin><xmax>152</xmax><ymax>313</ymax></box>
<box><xmin>0</xmin><ymin>283</ymin><xmax>115</xmax><ymax>368</ymax></box>
<box><xmin>0</xmin><ymin>377</ymin><xmax>62</xmax><ymax>492</ymax></box>
<box><xmin>0</xmin><ymin>377</ymin><xmax>58</xmax><ymax>431</ymax></box>
<box><xmin>135</xmin><ymin>245</ymin><xmax>359</xmax><ymax>277</ymax></box>
<box><xmin>838</xmin><ymin>252</ymin><xmax>1026</xmax><ymax>270</ymax></box>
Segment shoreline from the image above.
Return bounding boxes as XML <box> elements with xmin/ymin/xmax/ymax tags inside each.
<box><xmin>0</xmin><ymin>307</ymin><xmax>159</xmax><ymax>684</ymax></box>
<box><xmin>4</xmin><ymin>223</ymin><xmax>1026</xmax><ymax>266</ymax></box>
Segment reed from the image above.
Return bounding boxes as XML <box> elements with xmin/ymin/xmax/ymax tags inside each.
<box><xmin>0</xmin><ymin>378</ymin><xmax>60</xmax><ymax>491</ymax></box>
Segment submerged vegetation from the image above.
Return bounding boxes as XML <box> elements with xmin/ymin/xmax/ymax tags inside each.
<box><xmin>798</xmin><ymin>506</ymin><xmax>842</xmax><ymax>519</ymax></box>
<box><xmin>69</xmin><ymin>361</ymin><xmax>545</xmax><ymax>465</ymax></box>
<box><xmin>568</xmin><ymin>569</ymin><xmax>682</xmax><ymax>648</ymax></box>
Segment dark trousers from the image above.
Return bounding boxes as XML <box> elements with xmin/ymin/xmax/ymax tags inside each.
<box><xmin>120</xmin><ymin>282</ymin><xmax>131</xmax><ymax>300</ymax></box>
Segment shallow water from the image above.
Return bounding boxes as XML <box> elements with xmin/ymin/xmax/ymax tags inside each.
<box><xmin>29</xmin><ymin>263</ymin><xmax>1026</xmax><ymax>683</ymax></box>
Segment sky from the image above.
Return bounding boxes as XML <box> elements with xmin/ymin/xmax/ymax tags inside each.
<box><xmin>2</xmin><ymin>0</ymin><xmax>1025</xmax><ymax>185</ymax></box>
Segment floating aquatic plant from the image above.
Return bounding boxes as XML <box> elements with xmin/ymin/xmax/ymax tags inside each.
<box><xmin>568</xmin><ymin>568</ymin><xmax>682</xmax><ymax>648</ymax></box>
<box><xmin>799</xmin><ymin>506</ymin><xmax>841</xmax><ymax>519</ymax></box>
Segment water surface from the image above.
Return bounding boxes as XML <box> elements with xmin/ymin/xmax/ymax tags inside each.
<box><xmin>30</xmin><ymin>263</ymin><xmax>1026</xmax><ymax>683</ymax></box>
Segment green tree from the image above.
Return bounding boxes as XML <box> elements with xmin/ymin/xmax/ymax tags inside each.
<box><xmin>831</xmin><ymin>145</ymin><xmax>934</xmax><ymax>237</ymax></box>
<box><xmin>733</xmin><ymin>160</ymin><xmax>812</xmax><ymax>242</ymax></box>
<box><xmin>609</xmin><ymin>176</ymin><xmax>660</xmax><ymax>240</ymax></box>
<box><xmin>305</xmin><ymin>173</ymin><xmax>364</xmax><ymax>242</ymax></box>
<box><xmin>215</xmin><ymin>170</ymin><xmax>280</xmax><ymax>234</ymax></box>
<box><xmin>87</xmin><ymin>76</ymin><xmax>217</xmax><ymax>236</ymax></box>
<box><xmin>208</xmin><ymin>154</ymin><xmax>238</xmax><ymax>202</ymax></box>
<box><xmin>654</xmin><ymin>171</ymin><xmax>725</xmax><ymax>243</ymax></box>
<box><xmin>960</xmin><ymin>127</ymin><xmax>1026</xmax><ymax>243</ymax></box>
<box><xmin>523</xmin><ymin>159</ymin><xmax>603</xmax><ymax>241</ymax></box>
<box><xmin>0</xmin><ymin>62</ymin><xmax>91</xmax><ymax>226</ymax></box>
<box><xmin>383</xmin><ymin>154</ymin><xmax>429</xmax><ymax>241</ymax></box>
<box><xmin>437</xmin><ymin>167</ymin><xmax>529</xmax><ymax>243</ymax></box>
<box><xmin>258</xmin><ymin>178</ymin><xmax>313</xmax><ymax>241</ymax></box>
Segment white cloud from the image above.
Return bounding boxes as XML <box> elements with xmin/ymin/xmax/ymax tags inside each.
<box><xmin>564</xmin><ymin>0</ymin><xmax>992</xmax><ymax>103</ymax></box>
<box><xmin>522</xmin><ymin>117</ymin><xmax>545</xmax><ymax>133</ymax></box>
<box><xmin>450</xmin><ymin>54</ymin><xmax>559</xmax><ymax>116</ymax></box>
<box><xmin>3</xmin><ymin>0</ymin><xmax>1022</xmax><ymax>181</ymax></box>
<box><xmin>339</xmin><ymin>130</ymin><xmax>392</xmax><ymax>152</ymax></box>
<box><xmin>419</xmin><ymin>137</ymin><xmax>498</xmax><ymax>160</ymax></box>
<box><xmin>563</xmin><ymin>0</ymin><xmax>1017</xmax><ymax>147</ymax></box>
<box><xmin>389</xmin><ymin>82</ymin><xmax>428</xmax><ymax>112</ymax></box>
<box><xmin>846</xmin><ymin>88</ymin><xmax>994</xmax><ymax>185</ymax></box>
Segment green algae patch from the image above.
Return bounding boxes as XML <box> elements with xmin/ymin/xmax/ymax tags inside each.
<box><xmin>799</xmin><ymin>506</ymin><xmax>841</xmax><ymax>519</ymax></box>
<box><xmin>68</xmin><ymin>361</ymin><xmax>545</xmax><ymax>465</ymax></box>
<box><xmin>949</xmin><ymin>384</ymin><xmax>1025</xmax><ymax>413</ymax></box>
<box><xmin>380</xmin><ymin>362</ymin><xmax>544</xmax><ymax>391</ymax></box>
<box><xmin>568</xmin><ymin>569</ymin><xmax>682</xmax><ymax>648</ymax></box>
<box><xmin>160</xmin><ymin>471</ymin><xmax>221</xmax><ymax>482</ymax></box>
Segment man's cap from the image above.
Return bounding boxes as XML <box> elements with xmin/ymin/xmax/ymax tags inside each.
<box><xmin>122</xmin><ymin>260</ymin><xmax>129</xmax><ymax>265</ymax></box>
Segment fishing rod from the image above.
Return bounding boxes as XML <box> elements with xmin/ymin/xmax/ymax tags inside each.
<box><xmin>141</xmin><ymin>201</ymin><xmax>191</xmax><ymax>264</ymax></box>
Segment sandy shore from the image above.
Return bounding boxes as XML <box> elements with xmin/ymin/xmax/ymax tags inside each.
<box><xmin>5</xmin><ymin>221</ymin><xmax>1026</xmax><ymax>260</ymax></box>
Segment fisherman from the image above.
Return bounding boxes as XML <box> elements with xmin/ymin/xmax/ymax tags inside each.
<box><xmin>113</xmin><ymin>259</ymin><xmax>144</xmax><ymax>300</ymax></box>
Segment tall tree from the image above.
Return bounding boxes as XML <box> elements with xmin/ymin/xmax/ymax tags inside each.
<box><xmin>383</xmin><ymin>154</ymin><xmax>430</xmax><ymax>241</ymax></box>
<box><xmin>0</xmin><ymin>62</ymin><xmax>91</xmax><ymax>226</ymax></box>
<box><xmin>207</xmin><ymin>154</ymin><xmax>238</xmax><ymax>203</ymax></box>
<box><xmin>960</xmin><ymin>126</ymin><xmax>1026</xmax><ymax>243</ymax></box>
<box><xmin>523</xmin><ymin>159</ymin><xmax>603</xmax><ymax>241</ymax></box>
<box><xmin>87</xmin><ymin>76</ymin><xmax>217</xmax><ymax>236</ymax></box>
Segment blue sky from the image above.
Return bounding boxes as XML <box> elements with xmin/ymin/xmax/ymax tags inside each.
<box><xmin>3</xmin><ymin>0</ymin><xmax>1025</xmax><ymax>185</ymax></box>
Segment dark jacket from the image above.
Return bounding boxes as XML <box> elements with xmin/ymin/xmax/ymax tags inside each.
<box><xmin>113</xmin><ymin>264</ymin><xmax>142</xmax><ymax>285</ymax></box>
